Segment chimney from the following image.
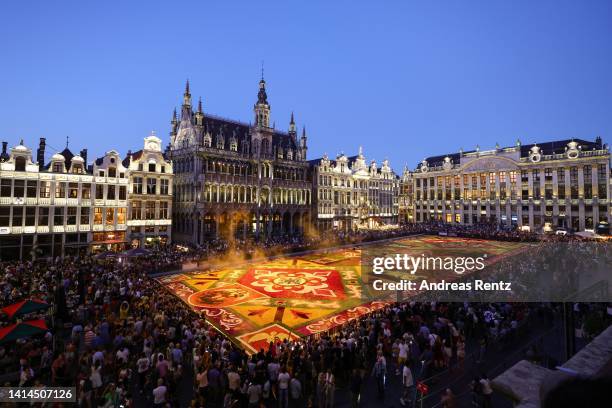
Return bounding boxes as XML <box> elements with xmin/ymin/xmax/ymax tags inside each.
<box><xmin>80</xmin><ymin>148</ymin><xmax>88</xmax><ymax>166</ymax></box>
<box><xmin>37</xmin><ymin>137</ymin><xmax>46</xmax><ymax>169</ymax></box>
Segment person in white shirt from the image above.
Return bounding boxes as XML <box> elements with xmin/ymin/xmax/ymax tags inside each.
<box><xmin>152</xmin><ymin>378</ymin><xmax>167</xmax><ymax>407</ymax></box>
<box><xmin>400</xmin><ymin>364</ymin><xmax>414</xmax><ymax>406</ymax></box>
<box><xmin>247</xmin><ymin>382</ymin><xmax>261</xmax><ymax>408</ymax></box>
<box><xmin>398</xmin><ymin>340</ymin><xmax>409</xmax><ymax>368</ymax></box>
<box><xmin>324</xmin><ymin>368</ymin><xmax>335</xmax><ymax>407</ymax></box>
<box><xmin>136</xmin><ymin>353</ymin><xmax>150</xmax><ymax>393</ymax></box>
<box><xmin>278</xmin><ymin>367</ymin><xmax>291</xmax><ymax>408</ymax></box>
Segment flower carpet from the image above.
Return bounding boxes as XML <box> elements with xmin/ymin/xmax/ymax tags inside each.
<box><xmin>158</xmin><ymin>236</ymin><xmax>528</xmax><ymax>353</ymax></box>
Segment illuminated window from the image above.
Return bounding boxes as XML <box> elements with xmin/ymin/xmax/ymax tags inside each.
<box><xmin>117</xmin><ymin>208</ymin><xmax>126</xmax><ymax>224</ymax></box>
<box><xmin>105</xmin><ymin>208</ymin><xmax>115</xmax><ymax>225</ymax></box>
<box><xmin>94</xmin><ymin>208</ymin><xmax>103</xmax><ymax>225</ymax></box>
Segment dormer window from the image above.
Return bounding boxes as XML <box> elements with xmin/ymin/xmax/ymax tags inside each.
<box><xmin>287</xmin><ymin>150</ymin><xmax>293</xmax><ymax>160</ymax></box>
<box><xmin>203</xmin><ymin>134</ymin><xmax>211</xmax><ymax>148</ymax></box>
<box><xmin>149</xmin><ymin>163</ymin><xmax>156</xmax><ymax>172</ymax></box>
<box><xmin>216</xmin><ymin>137</ymin><xmax>224</xmax><ymax>149</ymax></box>
<box><xmin>278</xmin><ymin>150</ymin><xmax>284</xmax><ymax>159</ymax></box>
<box><xmin>108</xmin><ymin>167</ymin><xmax>117</xmax><ymax>178</ymax></box>
<box><xmin>99</xmin><ymin>170</ymin><xmax>105</xmax><ymax>177</ymax></box>
<box><xmin>15</xmin><ymin>157</ymin><xmax>26</xmax><ymax>172</ymax></box>
<box><xmin>230</xmin><ymin>141</ymin><xmax>237</xmax><ymax>151</ymax></box>
<box><xmin>72</xmin><ymin>164</ymin><xmax>83</xmax><ymax>174</ymax></box>
<box><xmin>53</xmin><ymin>162</ymin><xmax>63</xmax><ymax>173</ymax></box>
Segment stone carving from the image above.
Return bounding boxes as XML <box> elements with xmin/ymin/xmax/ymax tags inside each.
<box><xmin>462</xmin><ymin>157</ymin><xmax>518</xmax><ymax>172</ymax></box>
<box><xmin>566</xmin><ymin>141</ymin><xmax>579</xmax><ymax>159</ymax></box>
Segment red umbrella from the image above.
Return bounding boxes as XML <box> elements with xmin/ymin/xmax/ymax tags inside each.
<box><xmin>1</xmin><ymin>299</ymin><xmax>50</xmax><ymax>319</ymax></box>
<box><xmin>0</xmin><ymin>319</ymin><xmax>48</xmax><ymax>344</ymax></box>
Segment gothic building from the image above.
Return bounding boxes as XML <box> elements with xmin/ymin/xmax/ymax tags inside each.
<box><xmin>309</xmin><ymin>147</ymin><xmax>399</xmax><ymax>232</ymax></box>
<box><xmin>169</xmin><ymin>78</ymin><xmax>312</xmax><ymax>244</ymax></box>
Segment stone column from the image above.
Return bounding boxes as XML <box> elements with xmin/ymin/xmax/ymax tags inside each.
<box><xmin>578</xmin><ymin>166</ymin><xmax>585</xmax><ymax>230</ymax></box>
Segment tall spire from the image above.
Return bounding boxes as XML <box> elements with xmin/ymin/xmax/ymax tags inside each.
<box><xmin>183</xmin><ymin>79</ymin><xmax>192</xmax><ymax>107</ymax></box>
<box><xmin>257</xmin><ymin>76</ymin><xmax>268</xmax><ymax>104</ymax></box>
<box><xmin>65</xmin><ymin>135</ymin><xmax>69</xmax><ymax>148</ymax></box>
<box><xmin>254</xmin><ymin>70</ymin><xmax>270</xmax><ymax>127</ymax></box>
<box><xmin>289</xmin><ymin>112</ymin><xmax>296</xmax><ymax>134</ymax></box>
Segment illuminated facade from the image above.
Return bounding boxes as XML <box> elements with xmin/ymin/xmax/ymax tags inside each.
<box><xmin>168</xmin><ymin>79</ymin><xmax>311</xmax><ymax>244</ymax></box>
<box><xmin>310</xmin><ymin>148</ymin><xmax>399</xmax><ymax>231</ymax></box>
<box><xmin>407</xmin><ymin>138</ymin><xmax>610</xmax><ymax>231</ymax></box>
<box><xmin>125</xmin><ymin>132</ymin><xmax>173</xmax><ymax>248</ymax></box>
<box><xmin>398</xmin><ymin>166</ymin><xmax>414</xmax><ymax>225</ymax></box>
<box><xmin>0</xmin><ymin>134</ymin><xmax>174</xmax><ymax>260</ymax></box>
<box><xmin>0</xmin><ymin>138</ymin><xmax>128</xmax><ymax>259</ymax></box>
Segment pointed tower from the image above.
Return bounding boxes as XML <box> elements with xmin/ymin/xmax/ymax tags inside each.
<box><xmin>181</xmin><ymin>80</ymin><xmax>192</xmax><ymax>121</ymax></box>
<box><xmin>288</xmin><ymin>112</ymin><xmax>297</xmax><ymax>143</ymax></box>
<box><xmin>254</xmin><ymin>74</ymin><xmax>270</xmax><ymax>128</ymax></box>
<box><xmin>195</xmin><ymin>97</ymin><xmax>204</xmax><ymax>126</ymax></box>
<box><xmin>300</xmin><ymin>126</ymin><xmax>308</xmax><ymax>160</ymax></box>
<box><xmin>170</xmin><ymin>108</ymin><xmax>178</xmax><ymax>146</ymax></box>
<box><xmin>172</xmin><ymin>81</ymin><xmax>197</xmax><ymax>150</ymax></box>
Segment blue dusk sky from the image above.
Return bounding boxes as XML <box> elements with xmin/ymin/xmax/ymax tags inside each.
<box><xmin>1</xmin><ymin>0</ymin><xmax>611</xmax><ymax>171</ymax></box>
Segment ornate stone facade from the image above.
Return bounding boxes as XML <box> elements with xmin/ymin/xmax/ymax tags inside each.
<box><xmin>125</xmin><ymin>132</ymin><xmax>174</xmax><ymax>247</ymax></box>
<box><xmin>405</xmin><ymin>138</ymin><xmax>610</xmax><ymax>232</ymax></box>
<box><xmin>168</xmin><ymin>79</ymin><xmax>312</xmax><ymax>243</ymax></box>
<box><xmin>310</xmin><ymin>147</ymin><xmax>399</xmax><ymax>232</ymax></box>
<box><xmin>0</xmin><ymin>134</ymin><xmax>173</xmax><ymax>260</ymax></box>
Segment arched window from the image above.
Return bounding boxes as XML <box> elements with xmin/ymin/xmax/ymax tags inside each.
<box><xmin>14</xmin><ymin>156</ymin><xmax>26</xmax><ymax>171</ymax></box>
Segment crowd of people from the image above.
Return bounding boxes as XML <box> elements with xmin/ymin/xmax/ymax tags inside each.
<box><xmin>0</xmin><ymin>223</ymin><xmax>609</xmax><ymax>408</ymax></box>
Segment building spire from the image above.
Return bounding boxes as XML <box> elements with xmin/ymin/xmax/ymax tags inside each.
<box><xmin>289</xmin><ymin>112</ymin><xmax>296</xmax><ymax>134</ymax></box>
<box><xmin>183</xmin><ymin>79</ymin><xmax>192</xmax><ymax>107</ymax></box>
<box><xmin>198</xmin><ymin>97</ymin><xmax>203</xmax><ymax>113</ymax></box>
<box><xmin>66</xmin><ymin>135</ymin><xmax>69</xmax><ymax>148</ymax></box>
<box><xmin>254</xmin><ymin>69</ymin><xmax>270</xmax><ymax>127</ymax></box>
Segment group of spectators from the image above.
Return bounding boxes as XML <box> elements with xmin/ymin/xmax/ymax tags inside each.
<box><xmin>0</xmin><ymin>222</ymin><xmax>609</xmax><ymax>407</ymax></box>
